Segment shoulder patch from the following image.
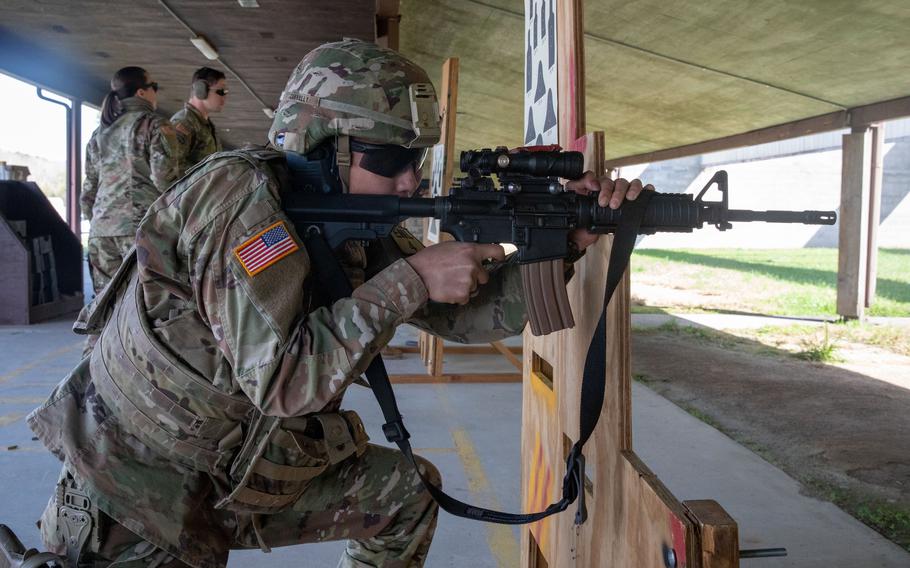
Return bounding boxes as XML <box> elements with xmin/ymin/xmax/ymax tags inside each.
<box><xmin>234</xmin><ymin>221</ymin><xmax>299</xmax><ymax>276</ymax></box>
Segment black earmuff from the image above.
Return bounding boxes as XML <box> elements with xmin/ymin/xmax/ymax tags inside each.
<box><xmin>192</xmin><ymin>79</ymin><xmax>209</xmax><ymax>99</ymax></box>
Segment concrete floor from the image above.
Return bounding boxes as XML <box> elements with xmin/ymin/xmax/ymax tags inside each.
<box><xmin>1</xmin><ymin>317</ymin><xmax>908</xmax><ymax>567</ymax></box>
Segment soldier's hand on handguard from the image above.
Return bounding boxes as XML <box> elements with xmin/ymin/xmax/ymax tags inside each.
<box><xmin>566</xmin><ymin>173</ymin><xmax>654</xmax><ymax>251</ymax></box>
<box><xmin>406</xmin><ymin>242</ymin><xmax>506</xmax><ymax>305</ymax></box>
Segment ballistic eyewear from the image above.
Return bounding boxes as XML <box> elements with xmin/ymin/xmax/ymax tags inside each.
<box><xmin>215</xmin><ymin>88</ymin><xmax>229</xmax><ymax>96</ymax></box>
<box><xmin>143</xmin><ymin>82</ymin><xmax>159</xmax><ymax>92</ymax></box>
<box><xmin>350</xmin><ymin>139</ymin><xmax>428</xmax><ymax>180</ymax></box>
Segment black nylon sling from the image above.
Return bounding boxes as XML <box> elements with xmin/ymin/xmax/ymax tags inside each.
<box><xmin>300</xmin><ymin>190</ymin><xmax>653</xmax><ymax>525</ymax></box>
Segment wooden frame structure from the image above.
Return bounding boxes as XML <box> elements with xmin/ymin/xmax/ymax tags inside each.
<box><xmin>520</xmin><ymin>1</ymin><xmax>740</xmax><ymax>565</ymax></box>
<box><xmin>397</xmin><ymin>56</ymin><xmax>522</xmax><ymax>384</ymax></box>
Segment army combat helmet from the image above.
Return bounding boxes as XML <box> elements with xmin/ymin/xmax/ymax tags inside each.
<box><xmin>268</xmin><ymin>38</ymin><xmax>441</xmax><ymax>189</ymax></box>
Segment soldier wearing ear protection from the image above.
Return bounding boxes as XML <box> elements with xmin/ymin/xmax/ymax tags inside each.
<box><xmin>30</xmin><ymin>39</ymin><xmax>529</xmax><ymax>568</ymax></box>
<box><xmin>171</xmin><ymin>66</ymin><xmax>226</xmax><ymax>176</ymax></box>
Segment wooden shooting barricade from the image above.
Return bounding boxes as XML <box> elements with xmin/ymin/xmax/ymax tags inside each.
<box><xmin>520</xmin><ymin>1</ymin><xmax>741</xmax><ymax>566</ymax></box>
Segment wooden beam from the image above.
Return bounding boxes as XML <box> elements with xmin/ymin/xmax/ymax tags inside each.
<box><xmin>605</xmin><ymin>95</ymin><xmax>910</xmax><ymax>168</ymax></box>
<box><xmin>684</xmin><ymin>500</ymin><xmax>740</xmax><ymax>568</ymax></box>
<box><xmin>399</xmin><ymin>345</ymin><xmax>522</xmax><ymax>355</ymax></box>
<box><xmin>390</xmin><ymin>373</ymin><xmax>521</xmax><ymax>384</ymax></box>
<box><xmin>490</xmin><ymin>340</ymin><xmax>523</xmax><ymax>371</ymax></box>
<box><xmin>865</xmin><ymin>124</ymin><xmax>884</xmax><ymax>308</ymax></box>
<box><xmin>419</xmin><ymin>57</ymin><xmax>459</xmax><ymax>377</ymax></box>
<box><xmin>606</xmin><ymin>111</ymin><xmax>844</xmax><ymax>168</ymax></box>
<box><xmin>375</xmin><ymin>0</ymin><xmax>400</xmax><ymax>50</ymax></box>
<box><xmin>557</xmin><ymin>0</ymin><xmax>585</xmax><ymax>145</ymax></box>
<box><xmin>837</xmin><ymin>127</ymin><xmax>873</xmax><ymax>319</ymax></box>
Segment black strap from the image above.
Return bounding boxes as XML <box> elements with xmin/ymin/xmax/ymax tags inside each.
<box><xmin>300</xmin><ymin>191</ymin><xmax>652</xmax><ymax>525</ymax></box>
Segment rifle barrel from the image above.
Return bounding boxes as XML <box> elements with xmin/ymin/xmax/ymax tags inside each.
<box><xmin>727</xmin><ymin>209</ymin><xmax>837</xmax><ymax>225</ymax></box>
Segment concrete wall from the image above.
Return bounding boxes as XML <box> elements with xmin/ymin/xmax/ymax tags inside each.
<box><xmin>619</xmin><ymin>119</ymin><xmax>910</xmax><ymax>249</ymax></box>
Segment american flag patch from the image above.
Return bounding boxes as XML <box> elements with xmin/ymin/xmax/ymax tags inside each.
<box><xmin>233</xmin><ymin>221</ymin><xmax>299</xmax><ymax>276</ymax></box>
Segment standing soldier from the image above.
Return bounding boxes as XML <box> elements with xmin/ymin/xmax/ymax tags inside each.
<box><xmin>81</xmin><ymin>66</ymin><xmax>178</xmax><ymax>295</ymax></box>
<box><xmin>171</xmin><ymin>67</ymin><xmax>226</xmax><ymax>176</ymax></box>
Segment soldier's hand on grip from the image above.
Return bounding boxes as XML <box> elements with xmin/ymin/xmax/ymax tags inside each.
<box><xmin>406</xmin><ymin>242</ymin><xmax>506</xmax><ymax>305</ymax></box>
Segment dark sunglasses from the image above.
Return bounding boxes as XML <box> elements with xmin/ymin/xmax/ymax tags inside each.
<box><xmin>142</xmin><ymin>82</ymin><xmax>159</xmax><ymax>92</ymax></box>
<box><xmin>215</xmin><ymin>88</ymin><xmax>229</xmax><ymax>96</ymax></box>
<box><xmin>350</xmin><ymin>139</ymin><xmax>428</xmax><ymax>180</ymax></box>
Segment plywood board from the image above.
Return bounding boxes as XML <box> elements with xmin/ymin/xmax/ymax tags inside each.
<box><xmin>519</xmin><ymin>1</ymin><xmax>738</xmax><ymax>565</ymax></box>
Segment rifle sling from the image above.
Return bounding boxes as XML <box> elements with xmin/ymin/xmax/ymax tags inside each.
<box><xmin>300</xmin><ymin>190</ymin><xmax>652</xmax><ymax>525</ymax></box>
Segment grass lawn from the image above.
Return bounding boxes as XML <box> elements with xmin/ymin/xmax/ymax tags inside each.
<box><xmin>631</xmin><ymin>247</ymin><xmax>910</xmax><ymax>317</ymax></box>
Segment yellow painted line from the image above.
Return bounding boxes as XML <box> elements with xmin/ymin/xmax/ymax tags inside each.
<box><xmin>452</xmin><ymin>428</ymin><xmax>520</xmax><ymax>568</ymax></box>
<box><xmin>0</xmin><ymin>342</ymin><xmax>82</xmax><ymax>385</ymax></box>
<box><xmin>433</xmin><ymin>384</ymin><xmax>520</xmax><ymax>567</ymax></box>
<box><xmin>0</xmin><ymin>413</ymin><xmax>24</xmax><ymax>427</ymax></box>
<box><xmin>0</xmin><ymin>397</ymin><xmax>48</xmax><ymax>405</ymax></box>
<box><xmin>412</xmin><ymin>447</ymin><xmax>456</xmax><ymax>454</ymax></box>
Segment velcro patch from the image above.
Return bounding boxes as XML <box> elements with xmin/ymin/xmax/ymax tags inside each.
<box><xmin>233</xmin><ymin>221</ymin><xmax>299</xmax><ymax>277</ymax></box>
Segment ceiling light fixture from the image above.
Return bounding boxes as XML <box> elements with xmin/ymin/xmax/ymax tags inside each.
<box><xmin>159</xmin><ymin>0</ymin><xmax>274</xmax><ymax>123</ymax></box>
<box><xmin>190</xmin><ymin>35</ymin><xmax>220</xmax><ymax>60</ymax></box>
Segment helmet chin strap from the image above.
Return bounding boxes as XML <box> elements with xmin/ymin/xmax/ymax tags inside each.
<box><xmin>335</xmin><ymin>135</ymin><xmax>352</xmax><ymax>193</ymax></box>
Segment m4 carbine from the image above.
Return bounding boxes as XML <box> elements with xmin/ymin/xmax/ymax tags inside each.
<box><xmin>283</xmin><ymin>147</ymin><xmax>837</xmax><ymax>335</ymax></box>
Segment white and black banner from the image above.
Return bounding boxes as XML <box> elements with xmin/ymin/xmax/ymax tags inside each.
<box><xmin>524</xmin><ymin>0</ymin><xmax>558</xmax><ymax>145</ymax></box>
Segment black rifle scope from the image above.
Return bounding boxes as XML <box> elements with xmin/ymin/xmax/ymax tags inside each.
<box><xmin>460</xmin><ymin>148</ymin><xmax>585</xmax><ymax>179</ymax></box>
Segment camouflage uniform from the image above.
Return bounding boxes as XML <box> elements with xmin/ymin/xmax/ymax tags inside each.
<box><xmin>171</xmin><ymin>103</ymin><xmax>222</xmax><ymax>177</ymax></box>
<box><xmin>30</xmin><ymin>41</ymin><xmax>527</xmax><ymax>568</ymax></box>
<box><xmin>82</xmin><ymin>96</ymin><xmax>178</xmax><ymax>294</ymax></box>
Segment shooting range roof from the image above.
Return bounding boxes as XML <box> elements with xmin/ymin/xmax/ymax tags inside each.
<box><xmin>400</xmin><ymin>0</ymin><xmax>910</xmax><ymax>165</ymax></box>
<box><xmin>0</xmin><ymin>0</ymin><xmax>908</xmax><ymax>161</ymax></box>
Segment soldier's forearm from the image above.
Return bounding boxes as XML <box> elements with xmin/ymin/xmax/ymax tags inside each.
<box><xmin>407</xmin><ymin>258</ymin><xmax>527</xmax><ymax>343</ymax></box>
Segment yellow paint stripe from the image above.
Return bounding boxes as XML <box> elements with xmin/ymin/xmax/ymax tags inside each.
<box><xmin>452</xmin><ymin>428</ymin><xmax>519</xmax><ymax>568</ymax></box>
<box><xmin>0</xmin><ymin>413</ymin><xmax>24</xmax><ymax>427</ymax></box>
<box><xmin>0</xmin><ymin>397</ymin><xmax>49</xmax><ymax>405</ymax></box>
<box><xmin>0</xmin><ymin>341</ymin><xmax>82</xmax><ymax>385</ymax></box>
<box><xmin>411</xmin><ymin>447</ymin><xmax>456</xmax><ymax>454</ymax></box>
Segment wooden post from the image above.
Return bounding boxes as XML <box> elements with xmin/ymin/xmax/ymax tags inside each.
<box><xmin>684</xmin><ymin>500</ymin><xmax>739</xmax><ymax>568</ymax></box>
<box><xmin>837</xmin><ymin>127</ymin><xmax>873</xmax><ymax>319</ymax></box>
<box><xmin>865</xmin><ymin>124</ymin><xmax>884</xmax><ymax>308</ymax></box>
<box><xmin>419</xmin><ymin>57</ymin><xmax>459</xmax><ymax>377</ymax></box>
<box><xmin>375</xmin><ymin>0</ymin><xmax>400</xmax><ymax>50</ymax></box>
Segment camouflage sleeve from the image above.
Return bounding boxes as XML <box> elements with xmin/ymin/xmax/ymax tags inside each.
<box><xmin>172</xmin><ymin>117</ymin><xmax>194</xmax><ymax>178</ymax></box>
<box><xmin>406</xmin><ymin>254</ymin><xmax>529</xmax><ymax>343</ymax></box>
<box><xmin>80</xmin><ymin>131</ymin><xmax>100</xmax><ymax>220</ymax></box>
<box><xmin>198</xmin><ymin>177</ymin><xmax>428</xmax><ymax>417</ymax></box>
<box><xmin>148</xmin><ymin>118</ymin><xmax>179</xmax><ymax>192</ymax></box>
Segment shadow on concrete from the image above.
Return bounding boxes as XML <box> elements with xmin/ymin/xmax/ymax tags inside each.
<box><xmin>631</xmin><ymin>321</ymin><xmax>910</xmax><ymax>549</ymax></box>
<box><xmin>633</xmin><ymin>249</ymin><xmax>910</xmax><ymax>304</ymax></box>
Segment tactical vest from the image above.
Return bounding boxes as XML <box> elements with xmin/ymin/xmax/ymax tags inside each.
<box><xmin>75</xmin><ymin>149</ymin><xmax>369</xmax><ymax>515</ymax></box>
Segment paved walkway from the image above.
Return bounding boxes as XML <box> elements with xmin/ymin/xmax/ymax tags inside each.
<box><xmin>1</xmin><ymin>318</ymin><xmax>907</xmax><ymax>566</ymax></box>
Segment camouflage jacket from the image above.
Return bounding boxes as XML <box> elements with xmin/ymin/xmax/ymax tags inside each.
<box><xmin>29</xmin><ymin>148</ymin><xmax>527</xmax><ymax>568</ymax></box>
<box><xmin>81</xmin><ymin>97</ymin><xmax>179</xmax><ymax>238</ymax></box>
<box><xmin>171</xmin><ymin>103</ymin><xmax>222</xmax><ymax>177</ymax></box>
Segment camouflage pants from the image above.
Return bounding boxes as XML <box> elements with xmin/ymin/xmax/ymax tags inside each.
<box><xmin>87</xmin><ymin>236</ymin><xmax>134</xmax><ymax>296</ymax></box>
<box><xmin>41</xmin><ymin>444</ymin><xmax>440</xmax><ymax>567</ymax></box>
